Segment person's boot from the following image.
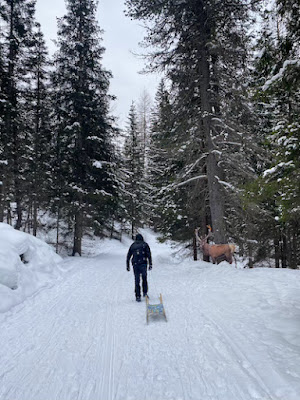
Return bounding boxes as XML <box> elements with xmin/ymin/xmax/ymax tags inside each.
<box><xmin>136</xmin><ymin>296</ymin><xmax>141</xmax><ymax>302</ymax></box>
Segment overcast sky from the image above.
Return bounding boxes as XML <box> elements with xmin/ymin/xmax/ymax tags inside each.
<box><xmin>35</xmin><ymin>0</ymin><xmax>160</xmax><ymax>129</ymax></box>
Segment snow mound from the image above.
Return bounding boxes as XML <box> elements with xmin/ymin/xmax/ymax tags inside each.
<box><xmin>0</xmin><ymin>223</ymin><xmax>62</xmax><ymax>313</ymax></box>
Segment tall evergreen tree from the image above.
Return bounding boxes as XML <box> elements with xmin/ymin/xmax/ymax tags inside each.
<box><xmin>52</xmin><ymin>0</ymin><xmax>117</xmax><ymax>255</ymax></box>
<box><xmin>136</xmin><ymin>89</ymin><xmax>153</xmax><ymax>224</ymax></box>
<box><xmin>148</xmin><ymin>79</ymin><xmax>206</xmax><ymax>240</ymax></box>
<box><xmin>0</xmin><ymin>35</ymin><xmax>7</xmax><ymax>223</ymax></box>
<box><xmin>122</xmin><ymin>103</ymin><xmax>145</xmax><ymax>238</ymax></box>
<box><xmin>23</xmin><ymin>23</ymin><xmax>52</xmax><ymax>235</ymax></box>
<box><xmin>126</xmin><ymin>0</ymin><xmax>258</xmax><ymax>244</ymax></box>
<box><xmin>148</xmin><ymin>80</ymin><xmax>174</xmax><ymax>232</ymax></box>
<box><xmin>0</xmin><ymin>0</ymin><xmax>36</xmax><ymax>228</ymax></box>
<box><xmin>137</xmin><ymin>89</ymin><xmax>152</xmax><ymax>167</ymax></box>
<box><xmin>250</xmin><ymin>0</ymin><xmax>300</xmax><ymax>268</ymax></box>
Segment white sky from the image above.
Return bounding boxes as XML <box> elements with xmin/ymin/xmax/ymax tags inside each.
<box><xmin>35</xmin><ymin>0</ymin><xmax>161</xmax><ymax>129</ymax></box>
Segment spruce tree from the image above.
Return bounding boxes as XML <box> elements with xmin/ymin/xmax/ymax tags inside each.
<box><xmin>0</xmin><ymin>0</ymin><xmax>36</xmax><ymax>228</ymax></box>
<box><xmin>23</xmin><ymin>23</ymin><xmax>52</xmax><ymax>235</ymax></box>
<box><xmin>148</xmin><ymin>79</ymin><xmax>204</xmax><ymax>240</ymax></box>
<box><xmin>126</xmin><ymin>0</ymin><xmax>258</xmax><ymax>244</ymax></box>
<box><xmin>136</xmin><ymin>89</ymin><xmax>153</xmax><ymax>224</ymax></box>
<box><xmin>148</xmin><ymin>80</ymin><xmax>174</xmax><ymax>232</ymax></box>
<box><xmin>0</xmin><ymin>38</ymin><xmax>7</xmax><ymax>222</ymax></box>
<box><xmin>137</xmin><ymin>89</ymin><xmax>152</xmax><ymax>167</ymax></box>
<box><xmin>52</xmin><ymin>0</ymin><xmax>117</xmax><ymax>255</ymax></box>
<box><xmin>123</xmin><ymin>103</ymin><xmax>145</xmax><ymax>238</ymax></box>
<box><xmin>250</xmin><ymin>1</ymin><xmax>300</xmax><ymax>268</ymax></box>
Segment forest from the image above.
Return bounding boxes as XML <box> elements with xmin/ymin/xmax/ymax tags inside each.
<box><xmin>0</xmin><ymin>0</ymin><xmax>299</xmax><ymax>268</ymax></box>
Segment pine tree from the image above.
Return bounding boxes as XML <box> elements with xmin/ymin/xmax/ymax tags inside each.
<box><xmin>126</xmin><ymin>0</ymin><xmax>258</xmax><ymax>244</ymax></box>
<box><xmin>0</xmin><ymin>0</ymin><xmax>36</xmax><ymax>228</ymax></box>
<box><xmin>136</xmin><ymin>89</ymin><xmax>153</xmax><ymax>224</ymax></box>
<box><xmin>22</xmin><ymin>23</ymin><xmax>52</xmax><ymax>235</ymax></box>
<box><xmin>0</xmin><ymin>36</ymin><xmax>7</xmax><ymax>222</ymax></box>
<box><xmin>52</xmin><ymin>0</ymin><xmax>118</xmax><ymax>255</ymax></box>
<box><xmin>123</xmin><ymin>103</ymin><xmax>145</xmax><ymax>238</ymax></box>
<box><xmin>137</xmin><ymin>89</ymin><xmax>152</xmax><ymax>167</ymax></box>
<box><xmin>148</xmin><ymin>80</ymin><xmax>174</xmax><ymax>232</ymax></box>
<box><xmin>148</xmin><ymin>79</ymin><xmax>204</xmax><ymax>240</ymax></box>
<box><xmin>250</xmin><ymin>0</ymin><xmax>300</xmax><ymax>268</ymax></box>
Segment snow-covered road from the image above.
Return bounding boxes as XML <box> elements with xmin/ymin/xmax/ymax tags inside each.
<box><xmin>1</xmin><ymin>231</ymin><xmax>300</xmax><ymax>400</ymax></box>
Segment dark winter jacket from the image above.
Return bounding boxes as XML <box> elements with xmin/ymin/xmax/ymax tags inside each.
<box><xmin>126</xmin><ymin>234</ymin><xmax>152</xmax><ymax>269</ymax></box>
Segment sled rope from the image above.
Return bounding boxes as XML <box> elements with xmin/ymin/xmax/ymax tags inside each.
<box><xmin>148</xmin><ymin>269</ymin><xmax>159</xmax><ymax>298</ymax></box>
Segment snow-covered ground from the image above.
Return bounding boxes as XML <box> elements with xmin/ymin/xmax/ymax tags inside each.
<box><xmin>1</xmin><ymin>228</ymin><xmax>300</xmax><ymax>400</ymax></box>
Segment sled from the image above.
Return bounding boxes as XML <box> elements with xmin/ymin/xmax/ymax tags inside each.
<box><xmin>146</xmin><ymin>293</ymin><xmax>167</xmax><ymax>324</ymax></box>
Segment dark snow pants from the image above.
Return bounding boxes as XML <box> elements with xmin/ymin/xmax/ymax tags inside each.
<box><xmin>133</xmin><ymin>264</ymin><xmax>148</xmax><ymax>298</ymax></box>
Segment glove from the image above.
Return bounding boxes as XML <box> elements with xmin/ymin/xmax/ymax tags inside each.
<box><xmin>149</xmin><ymin>265</ymin><xmax>152</xmax><ymax>270</ymax></box>
<box><xmin>127</xmin><ymin>265</ymin><xmax>130</xmax><ymax>271</ymax></box>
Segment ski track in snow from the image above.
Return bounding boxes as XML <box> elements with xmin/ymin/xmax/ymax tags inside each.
<box><xmin>1</xmin><ymin>238</ymin><xmax>300</xmax><ymax>400</ymax></box>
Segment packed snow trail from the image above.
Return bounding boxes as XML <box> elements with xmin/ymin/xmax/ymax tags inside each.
<box><xmin>1</xmin><ymin>230</ymin><xmax>300</xmax><ymax>400</ymax></box>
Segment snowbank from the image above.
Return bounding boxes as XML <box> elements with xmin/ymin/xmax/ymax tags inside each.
<box><xmin>0</xmin><ymin>223</ymin><xmax>62</xmax><ymax>313</ymax></box>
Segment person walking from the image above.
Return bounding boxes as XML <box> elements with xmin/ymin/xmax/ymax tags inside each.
<box><xmin>126</xmin><ymin>233</ymin><xmax>152</xmax><ymax>302</ymax></box>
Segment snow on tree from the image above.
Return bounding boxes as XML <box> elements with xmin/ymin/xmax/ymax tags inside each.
<box><xmin>21</xmin><ymin>22</ymin><xmax>53</xmax><ymax>236</ymax></box>
<box><xmin>122</xmin><ymin>102</ymin><xmax>145</xmax><ymax>238</ymax></box>
<box><xmin>248</xmin><ymin>0</ymin><xmax>299</xmax><ymax>268</ymax></box>
<box><xmin>126</xmin><ymin>0</ymin><xmax>260</xmax><ymax>245</ymax></box>
<box><xmin>52</xmin><ymin>0</ymin><xmax>118</xmax><ymax>255</ymax></box>
<box><xmin>0</xmin><ymin>0</ymin><xmax>37</xmax><ymax>228</ymax></box>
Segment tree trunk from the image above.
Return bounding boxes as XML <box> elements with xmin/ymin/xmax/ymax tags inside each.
<box><xmin>110</xmin><ymin>219</ymin><xmax>114</xmax><ymax>239</ymax></box>
<box><xmin>290</xmin><ymin>224</ymin><xmax>298</xmax><ymax>269</ymax></box>
<box><xmin>286</xmin><ymin>230</ymin><xmax>292</xmax><ymax>268</ymax></box>
<box><xmin>280</xmin><ymin>231</ymin><xmax>287</xmax><ymax>268</ymax></box>
<box><xmin>198</xmin><ymin>45</ymin><xmax>226</xmax><ymax>244</ymax></box>
<box><xmin>8</xmin><ymin>0</ymin><xmax>23</xmax><ymax>231</ymax></box>
<box><xmin>274</xmin><ymin>237</ymin><xmax>280</xmax><ymax>268</ymax></box>
<box><xmin>33</xmin><ymin>198</ymin><xmax>37</xmax><ymax>236</ymax></box>
<box><xmin>201</xmin><ymin>214</ymin><xmax>210</xmax><ymax>262</ymax></box>
<box><xmin>24</xmin><ymin>203</ymin><xmax>31</xmax><ymax>233</ymax></box>
<box><xmin>206</xmin><ymin>152</ymin><xmax>226</xmax><ymax>243</ymax></box>
<box><xmin>193</xmin><ymin>233</ymin><xmax>197</xmax><ymax>261</ymax></box>
<box><xmin>7</xmin><ymin>204</ymin><xmax>12</xmax><ymax>225</ymax></box>
<box><xmin>0</xmin><ymin>167</ymin><xmax>5</xmax><ymax>222</ymax></box>
<box><xmin>248</xmin><ymin>242</ymin><xmax>254</xmax><ymax>268</ymax></box>
<box><xmin>15</xmin><ymin>191</ymin><xmax>22</xmax><ymax>230</ymax></box>
<box><xmin>131</xmin><ymin>194</ymin><xmax>135</xmax><ymax>239</ymax></box>
<box><xmin>33</xmin><ymin>55</ymin><xmax>41</xmax><ymax>238</ymax></box>
<box><xmin>56</xmin><ymin>206</ymin><xmax>60</xmax><ymax>254</ymax></box>
<box><xmin>73</xmin><ymin>209</ymin><xmax>83</xmax><ymax>256</ymax></box>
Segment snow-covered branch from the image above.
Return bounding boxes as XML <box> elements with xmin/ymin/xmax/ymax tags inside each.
<box><xmin>262</xmin><ymin>161</ymin><xmax>294</xmax><ymax>178</ymax></box>
<box><xmin>216</xmin><ymin>177</ymin><xmax>238</xmax><ymax>192</ymax></box>
<box><xmin>182</xmin><ymin>154</ymin><xmax>207</xmax><ymax>178</ymax></box>
<box><xmin>262</xmin><ymin>60</ymin><xmax>300</xmax><ymax>91</ymax></box>
<box><xmin>176</xmin><ymin>175</ymin><xmax>207</xmax><ymax>187</ymax></box>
